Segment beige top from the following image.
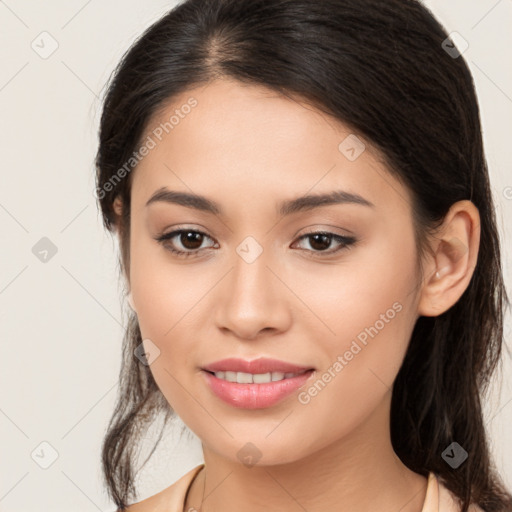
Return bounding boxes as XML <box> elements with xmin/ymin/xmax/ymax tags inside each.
<box><xmin>124</xmin><ymin>463</ymin><xmax>483</xmax><ymax>512</ymax></box>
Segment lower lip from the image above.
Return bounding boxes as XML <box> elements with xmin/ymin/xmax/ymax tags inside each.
<box><xmin>201</xmin><ymin>370</ymin><xmax>315</xmax><ymax>409</ymax></box>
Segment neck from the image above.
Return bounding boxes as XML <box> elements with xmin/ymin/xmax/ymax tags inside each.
<box><xmin>185</xmin><ymin>392</ymin><xmax>428</xmax><ymax>512</ymax></box>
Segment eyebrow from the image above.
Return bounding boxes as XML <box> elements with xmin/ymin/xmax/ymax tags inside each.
<box><xmin>145</xmin><ymin>187</ymin><xmax>375</xmax><ymax>216</ymax></box>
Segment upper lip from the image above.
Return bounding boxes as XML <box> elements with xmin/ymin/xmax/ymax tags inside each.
<box><xmin>202</xmin><ymin>357</ymin><xmax>314</xmax><ymax>374</ymax></box>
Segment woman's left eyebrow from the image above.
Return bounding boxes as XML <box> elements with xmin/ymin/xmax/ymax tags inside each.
<box><xmin>145</xmin><ymin>187</ymin><xmax>375</xmax><ymax>216</ymax></box>
<box><xmin>278</xmin><ymin>190</ymin><xmax>375</xmax><ymax>215</ymax></box>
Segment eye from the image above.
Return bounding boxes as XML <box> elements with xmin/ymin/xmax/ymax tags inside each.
<box><xmin>154</xmin><ymin>229</ymin><xmax>217</xmax><ymax>258</ymax></box>
<box><xmin>292</xmin><ymin>231</ymin><xmax>357</xmax><ymax>256</ymax></box>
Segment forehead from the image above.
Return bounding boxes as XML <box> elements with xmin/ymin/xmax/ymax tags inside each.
<box><xmin>130</xmin><ymin>78</ymin><xmax>412</xmax><ymax>218</ymax></box>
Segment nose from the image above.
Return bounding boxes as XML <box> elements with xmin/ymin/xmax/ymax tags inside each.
<box><xmin>213</xmin><ymin>246</ymin><xmax>293</xmax><ymax>341</ymax></box>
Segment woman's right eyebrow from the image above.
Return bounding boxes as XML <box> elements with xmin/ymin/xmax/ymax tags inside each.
<box><xmin>145</xmin><ymin>187</ymin><xmax>375</xmax><ymax>216</ymax></box>
<box><xmin>145</xmin><ymin>187</ymin><xmax>221</xmax><ymax>214</ymax></box>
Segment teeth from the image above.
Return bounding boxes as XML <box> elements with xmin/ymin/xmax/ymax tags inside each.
<box><xmin>253</xmin><ymin>373</ymin><xmax>271</xmax><ymax>383</ymax></box>
<box><xmin>213</xmin><ymin>370</ymin><xmax>307</xmax><ymax>383</ymax></box>
<box><xmin>237</xmin><ymin>372</ymin><xmax>253</xmax><ymax>384</ymax></box>
<box><xmin>225</xmin><ymin>371</ymin><xmax>236</xmax><ymax>382</ymax></box>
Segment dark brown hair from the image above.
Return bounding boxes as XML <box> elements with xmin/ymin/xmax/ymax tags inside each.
<box><xmin>95</xmin><ymin>0</ymin><xmax>512</xmax><ymax>510</ymax></box>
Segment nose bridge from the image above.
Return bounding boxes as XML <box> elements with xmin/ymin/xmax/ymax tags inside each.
<box><xmin>214</xmin><ymin>236</ymin><xmax>291</xmax><ymax>338</ymax></box>
<box><xmin>233</xmin><ymin>237</ymin><xmax>271</xmax><ymax>296</ymax></box>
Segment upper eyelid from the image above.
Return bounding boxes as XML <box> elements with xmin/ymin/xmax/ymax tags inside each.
<box><xmin>158</xmin><ymin>228</ymin><xmax>217</xmax><ymax>245</ymax></box>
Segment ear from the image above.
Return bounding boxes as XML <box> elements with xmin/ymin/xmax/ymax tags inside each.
<box><xmin>112</xmin><ymin>195</ymin><xmax>130</xmax><ymax>285</ymax></box>
<box><xmin>417</xmin><ymin>200</ymin><xmax>480</xmax><ymax>317</ymax></box>
<box><xmin>111</xmin><ymin>195</ymin><xmax>123</xmax><ymax>233</ymax></box>
<box><xmin>113</xmin><ymin>195</ymin><xmax>123</xmax><ymax>216</ymax></box>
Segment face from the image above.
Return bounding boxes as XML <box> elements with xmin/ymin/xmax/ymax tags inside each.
<box><xmin>127</xmin><ymin>78</ymin><xmax>423</xmax><ymax>465</ymax></box>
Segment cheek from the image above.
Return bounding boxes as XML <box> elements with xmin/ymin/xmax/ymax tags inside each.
<box><xmin>129</xmin><ymin>228</ymin><xmax>212</xmax><ymax>340</ymax></box>
<box><xmin>293</xmin><ymin>233</ymin><xmax>418</xmax><ymax>412</ymax></box>
<box><xmin>293</xmin><ymin>226</ymin><xmax>418</xmax><ymax>353</ymax></box>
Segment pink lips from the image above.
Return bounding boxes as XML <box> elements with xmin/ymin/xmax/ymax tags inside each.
<box><xmin>201</xmin><ymin>357</ymin><xmax>315</xmax><ymax>409</ymax></box>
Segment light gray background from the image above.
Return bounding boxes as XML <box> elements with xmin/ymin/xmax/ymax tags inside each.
<box><xmin>0</xmin><ymin>1</ymin><xmax>511</xmax><ymax>510</ymax></box>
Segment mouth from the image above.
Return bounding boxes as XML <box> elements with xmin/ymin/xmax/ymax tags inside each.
<box><xmin>200</xmin><ymin>367</ymin><xmax>315</xmax><ymax>409</ymax></box>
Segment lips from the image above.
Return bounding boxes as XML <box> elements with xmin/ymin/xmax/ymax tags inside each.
<box><xmin>200</xmin><ymin>357</ymin><xmax>315</xmax><ymax>409</ymax></box>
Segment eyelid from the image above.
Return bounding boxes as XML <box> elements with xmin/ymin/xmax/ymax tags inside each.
<box><xmin>293</xmin><ymin>222</ymin><xmax>356</xmax><ymax>237</ymax></box>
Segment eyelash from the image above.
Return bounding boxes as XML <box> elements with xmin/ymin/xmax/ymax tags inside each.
<box><xmin>154</xmin><ymin>228</ymin><xmax>357</xmax><ymax>259</ymax></box>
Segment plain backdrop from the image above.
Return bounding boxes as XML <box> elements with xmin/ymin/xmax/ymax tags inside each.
<box><xmin>0</xmin><ymin>1</ymin><xmax>511</xmax><ymax>510</ymax></box>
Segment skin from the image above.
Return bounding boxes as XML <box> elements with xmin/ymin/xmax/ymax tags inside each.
<box><xmin>114</xmin><ymin>78</ymin><xmax>480</xmax><ymax>512</ymax></box>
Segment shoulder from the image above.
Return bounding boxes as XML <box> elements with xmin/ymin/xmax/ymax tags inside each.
<box><xmin>437</xmin><ymin>476</ymin><xmax>485</xmax><ymax>512</ymax></box>
<box><xmin>122</xmin><ymin>464</ymin><xmax>204</xmax><ymax>512</ymax></box>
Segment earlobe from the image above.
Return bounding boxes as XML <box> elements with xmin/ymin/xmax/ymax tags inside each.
<box><xmin>111</xmin><ymin>196</ymin><xmax>124</xmax><ymax>235</ymax></box>
<box><xmin>417</xmin><ymin>200</ymin><xmax>480</xmax><ymax>317</ymax></box>
<box><xmin>113</xmin><ymin>195</ymin><xmax>123</xmax><ymax>216</ymax></box>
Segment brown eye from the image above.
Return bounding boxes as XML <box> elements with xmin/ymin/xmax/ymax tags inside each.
<box><xmin>155</xmin><ymin>229</ymin><xmax>217</xmax><ymax>258</ymax></box>
<box><xmin>308</xmin><ymin>233</ymin><xmax>332</xmax><ymax>251</ymax></box>
<box><xmin>178</xmin><ymin>231</ymin><xmax>205</xmax><ymax>250</ymax></box>
<box><xmin>293</xmin><ymin>232</ymin><xmax>357</xmax><ymax>255</ymax></box>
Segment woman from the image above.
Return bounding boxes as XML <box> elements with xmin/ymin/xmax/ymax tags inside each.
<box><xmin>95</xmin><ymin>0</ymin><xmax>512</xmax><ymax>511</ymax></box>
